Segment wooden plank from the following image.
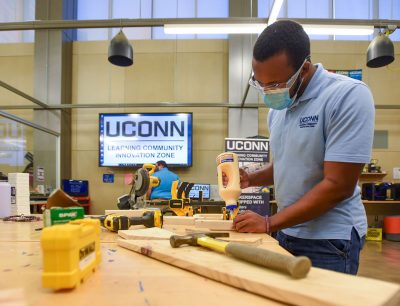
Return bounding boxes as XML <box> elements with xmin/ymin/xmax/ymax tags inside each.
<box><xmin>118</xmin><ymin>227</ymin><xmax>175</xmax><ymax>240</ymax></box>
<box><xmin>117</xmin><ymin>239</ymin><xmax>400</xmax><ymax>306</ymax></box>
<box><xmin>163</xmin><ymin>216</ymin><xmax>195</xmax><ymax>226</ymax></box>
<box><xmin>195</xmin><ymin>219</ymin><xmax>233</xmax><ymax>231</ymax></box>
<box><xmin>119</xmin><ymin>227</ymin><xmax>263</xmax><ymax>245</ymax></box>
<box><xmin>193</xmin><ymin>213</ymin><xmax>223</xmax><ymax>220</ymax></box>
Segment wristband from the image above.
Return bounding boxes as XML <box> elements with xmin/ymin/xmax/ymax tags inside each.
<box><xmin>265</xmin><ymin>215</ymin><xmax>271</xmax><ymax>234</ymax></box>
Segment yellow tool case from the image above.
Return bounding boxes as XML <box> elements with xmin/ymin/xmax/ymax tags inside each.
<box><xmin>41</xmin><ymin>218</ymin><xmax>102</xmax><ymax>290</ymax></box>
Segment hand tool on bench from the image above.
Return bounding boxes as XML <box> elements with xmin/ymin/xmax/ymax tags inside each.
<box><xmin>94</xmin><ymin>210</ymin><xmax>162</xmax><ymax>232</ymax></box>
<box><xmin>170</xmin><ymin>232</ymin><xmax>312</xmax><ymax>279</ymax></box>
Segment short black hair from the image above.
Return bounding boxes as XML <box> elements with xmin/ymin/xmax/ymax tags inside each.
<box><xmin>156</xmin><ymin>160</ymin><xmax>167</xmax><ymax>168</ymax></box>
<box><xmin>253</xmin><ymin>20</ymin><xmax>310</xmax><ymax>71</ymax></box>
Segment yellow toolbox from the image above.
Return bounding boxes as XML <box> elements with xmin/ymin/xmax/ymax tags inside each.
<box><xmin>41</xmin><ymin>218</ymin><xmax>101</xmax><ymax>290</ymax></box>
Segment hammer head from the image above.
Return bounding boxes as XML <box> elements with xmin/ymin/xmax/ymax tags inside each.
<box><xmin>170</xmin><ymin>232</ymin><xmax>229</xmax><ymax>248</ymax></box>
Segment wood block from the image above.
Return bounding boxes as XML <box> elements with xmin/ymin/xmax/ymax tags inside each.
<box><xmin>181</xmin><ymin>228</ymin><xmax>262</xmax><ymax>245</ymax></box>
<box><xmin>118</xmin><ymin>227</ymin><xmax>175</xmax><ymax>240</ymax></box>
<box><xmin>163</xmin><ymin>224</ymin><xmax>195</xmax><ymax>235</ymax></box>
<box><xmin>128</xmin><ymin>225</ymin><xmax>146</xmax><ymax>230</ymax></box>
<box><xmin>193</xmin><ymin>214</ymin><xmax>223</xmax><ymax>220</ymax></box>
<box><xmin>117</xmin><ymin>239</ymin><xmax>400</xmax><ymax>306</ymax></box>
<box><xmin>195</xmin><ymin>219</ymin><xmax>233</xmax><ymax>231</ymax></box>
<box><xmin>163</xmin><ymin>216</ymin><xmax>195</xmax><ymax>226</ymax></box>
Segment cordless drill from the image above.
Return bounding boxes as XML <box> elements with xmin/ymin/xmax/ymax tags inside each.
<box><xmin>96</xmin><ymin>210</ymin><xmax>162</xmax><ymax>232</ymax></box>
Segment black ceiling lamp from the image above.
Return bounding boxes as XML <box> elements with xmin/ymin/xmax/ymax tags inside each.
<box><xmin>108</xmin><ymin>29</ymin><xmax>133</xmax><ymax>67</ymax></box>
<box><xmin>366</xmin><ymin>27</ymin><xmax>396</xmax><ymax>68</ymax></box>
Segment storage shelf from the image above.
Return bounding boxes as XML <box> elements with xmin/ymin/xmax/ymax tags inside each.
<box><xmin>363</xmin><ymin>200</ymin><xmax>400</xmax><ymax>205</ymax></box>
<box><xmin>360</xmin><ymin>172</ymin><xmax>387</xmax><ymax>181</ymax></box>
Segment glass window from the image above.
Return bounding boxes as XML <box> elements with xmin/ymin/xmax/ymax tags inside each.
<box><xmin>77</xmin><ymin>0</ymin><xmax>109</xmax><ymax>41</ymax></box>
<box><xmin>379</xmin><ymin>0</ymin><xmax>400</xmax><ymax>41</ymax></box>
<box><xmin>257</xmin><ymin>0</ymin><xmax>273</xmax><ymax>17</ymax></box>
<box><xmin>197</xmin><ymin>0</ymin><xmax>228</xmax><ymax>39</ymax></box>
<box><xmin>334</xmin><ymin>0</ymin><xmax>373</xmax><ymax>40</ymax></box>
<box><xmin>0</xmin><ymin>0</ymin><xmax>34</xmax><ymax>43</ymax></box>
<box><xmin>112</xmin><ymin>0</ymin><xmax>152</xmax><ymax>40</ymax></box>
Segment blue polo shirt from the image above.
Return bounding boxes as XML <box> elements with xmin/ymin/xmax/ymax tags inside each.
<box><xmin>268</xmin><ymin>64</ymin><xmax>375</xmax><ymax>240</ymax></box>
<box><xmin>150</xmin><ymin>168</ymin><xmax>180</xmax><ymax>200</ymax></box>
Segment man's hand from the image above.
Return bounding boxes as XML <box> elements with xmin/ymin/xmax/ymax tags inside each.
<box><xmin>222</xmin><ymin>168</ymin><xmax>251</xmax><ymax>189</ymax></box>
<box><xmin>233</xmin><ymin>210</ymin><xmax>267</xmax><ymax>233</ymax></box>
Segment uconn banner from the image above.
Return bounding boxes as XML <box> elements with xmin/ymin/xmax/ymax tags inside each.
<box><xmin>225</xmin><ymin>138</ymin><xmax>270</xmax><ymax>216</ymax></box>
<box><xmin>99</xmin><ymin>113</ymin><xmax>192</xmax><ymax>167</ymax></box>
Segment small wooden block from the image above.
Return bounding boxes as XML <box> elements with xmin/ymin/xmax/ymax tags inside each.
<box><xmin>128</xmin><ymin>225</ymin><xmax>146</xmax><ymax>230</ymax></box>
<box><xmin>163</xmin><ymin>216</ymin><xmax>195</xmax><ymax>226</ymax></box>
<box><xmin>193</xmin><ymin>214</ymin><xmax>223</xmax><ymax>220</ymax></box>
<box><xmin>118</xmin><ymin>227</ymin><xmax>175</xmax><ymax>240</ymax></box>
<box><xmin>195</xmin><ymin>219</ymin><xmax>234</xmax><ymax>231</ymax></box>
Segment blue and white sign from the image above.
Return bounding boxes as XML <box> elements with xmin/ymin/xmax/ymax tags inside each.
<box><xmin>188</xmin><ymin>184</ymin><xmax>210</xmax><ymax>200</ymax></box>
<box><xmin>99</xmin><ymin>113</ymin><xmax>192</xmax><ymax>167</ymax></box>
<box><xmin>225</xmin><ymin>138</ymin><xmax>270</xmax><ymax>216</ymax></box>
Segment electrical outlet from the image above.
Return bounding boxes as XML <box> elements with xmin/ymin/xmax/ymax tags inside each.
<box><xmin>393</xmin><ymin>167</ymin><xmax>400</xmax><ymax>180</ymax></box>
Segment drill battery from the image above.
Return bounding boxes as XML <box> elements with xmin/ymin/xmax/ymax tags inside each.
<box><xmin>43</xmin><ymin>207</ymin><xmax>85</xmax><ymax>227</ymax></box>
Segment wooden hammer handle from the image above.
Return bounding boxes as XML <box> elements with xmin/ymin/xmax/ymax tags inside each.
<box><xmin>225</xmin><ymin>243</ymin><xmax>311</xmax><ymax>279</ymax></box>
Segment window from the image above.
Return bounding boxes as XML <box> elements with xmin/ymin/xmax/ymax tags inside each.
<box><xmin>0</xmin><ymin>0</ymin><xmax>34</xmax><ymax>43</ymax></box>
<box><xmin>77</xmin><ymin>0</ymin><xmax>228</xmax><ymax>41</ymax></box>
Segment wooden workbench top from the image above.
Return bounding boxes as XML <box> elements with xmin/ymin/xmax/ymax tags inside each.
<box><xmin>1</xmin><ymin>219</ymin><xmax>400</xmax><ymax>306</ymax></box>
<box><xmin>0</xmin><ymin>220</ymin><xmax>284</xmax><ymax>306</ymax></box>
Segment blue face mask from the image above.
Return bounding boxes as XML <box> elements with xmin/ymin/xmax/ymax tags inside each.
<box><xmin>263</xmin><ymin>77</ymin><xmax>304</xmax><ymax>110</ymax></box>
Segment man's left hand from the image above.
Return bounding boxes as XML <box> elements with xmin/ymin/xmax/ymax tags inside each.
<box><xmin>233</xmin><ymin>210</ymin><xmax>267</xmax><ymax>233</ymax></box>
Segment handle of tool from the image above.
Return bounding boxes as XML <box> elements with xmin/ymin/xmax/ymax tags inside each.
<box><xmin>225</xmin><ymin>243</ymin><xmax>311</xmax><ymax>279</ymax></box>
<box><xmin>128</xmin><ymin>212</ymin><xmax>154</xmax><ymax>228</ymax></box>
<box><xmin>171</xmin><ymin>180</ymin><xmax>179</xmax><ymax>200</ymax></box>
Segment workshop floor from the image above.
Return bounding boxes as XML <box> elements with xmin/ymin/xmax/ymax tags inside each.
<box><xmin>358</xmin><ymin>240</ymin><xmax>400</xmax><ymax>284</ymax></box>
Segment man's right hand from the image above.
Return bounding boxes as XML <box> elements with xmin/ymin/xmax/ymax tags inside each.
<box><xmin>222</xmin><ymin>168</ymin><xmax>251</xmax><ymax>189</ymax></box>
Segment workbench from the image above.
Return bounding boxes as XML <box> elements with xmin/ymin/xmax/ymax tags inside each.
<box><xmin>0</xmin><ymin>219</ymin><xmax>285</xmax><ymax>306</ymax></box>
<box><xmin>1</xmin><ymin>219</ymin><xmax>400</xmax><ymax>306</ymax></box>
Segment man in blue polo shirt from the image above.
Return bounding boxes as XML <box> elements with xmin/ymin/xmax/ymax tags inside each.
<box><xmin>232</xmin><ymin>20</ymin><xmax>375</xmax><ymax>274</ymax></box>
<box><xmin>148</xmin><ymin>160</ymin><xmax>180</xmax><ymax>200</ymax></box>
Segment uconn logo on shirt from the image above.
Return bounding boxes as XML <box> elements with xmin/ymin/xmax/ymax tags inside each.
<box><xmin>299</xmin><ymin>115</ymin><xmax>319</xmax><ymax>128</ymax></box>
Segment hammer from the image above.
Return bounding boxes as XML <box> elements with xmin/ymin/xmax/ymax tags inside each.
<box><xmin>170</xmin><ymin>232</ymin><xmax>311</xmax><ymax>279</ymax></box>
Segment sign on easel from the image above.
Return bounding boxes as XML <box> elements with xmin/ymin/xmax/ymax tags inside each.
<box><xmin>225</xmin><ymin>138</ymin><xmax>270</xmax><ymax>216</ymax></box>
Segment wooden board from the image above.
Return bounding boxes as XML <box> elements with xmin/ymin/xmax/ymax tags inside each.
<box><xmin>119</xmin><ymin>227</ymin><xmax>263</xmax><ymax>245</ymax></box>
<box><xmin>193</xmin><ymin>213</ymin><xmax>223</xmax><ymax>220</ymax></box>
<box><xmin>118</xmin><ymin>227</ymin><xmax>175</xmax><ymax>240</ymax></box>
<box><xmin>195</xmin><ymin>219</ymin><xmax>234</xmax><ymax>231</ymax></box>
<box><xmin>163</xmin><ymin>216</ymin><xmax>195</xmax><ymax>226</ymax></box>
<box><xmin>117</xmin><ymin>239</ymin><xmax>400</xmax><ymax>306</ymax></box>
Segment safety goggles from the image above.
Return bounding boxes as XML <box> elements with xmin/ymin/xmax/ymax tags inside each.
<box><xmin>249</xmin><ymin>56</ymin><xmax>310</xmax><ymax>94</ymax></box>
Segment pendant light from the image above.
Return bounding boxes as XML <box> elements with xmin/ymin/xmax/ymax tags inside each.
<box><xmin>367</xmin><ymin>30</ymin><xmax>395</xmax><ymax>68</ymax></box>
<box><xmin>108</xmin><ymin>29</ymin><xmax>133</xmax><ymax>67</ymax></box>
